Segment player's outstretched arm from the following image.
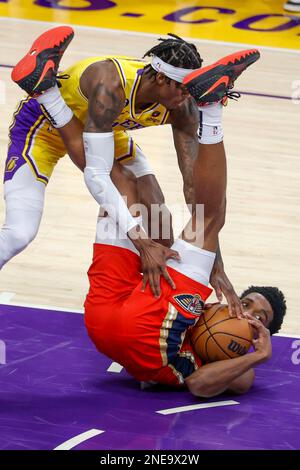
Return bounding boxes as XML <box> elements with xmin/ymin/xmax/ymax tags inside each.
<box><xmin>184</xmin><ymin>120</ymin><xmax>242</xmax><ymax>315</ymax></box>
<box><xmin>170</xmin><ymin>97</ymin><xmax>242</xmax><ymax>315</ymax></box>
<box><xmin>83</xmin><ymin>63</ymin><xmax>138</xmax><ymax>233</ymax></box>
<box><xmin>185</xmin><ymin>318</ymin><xmax>272</xmax><ymax>397</ymax></box>
<box><xmin>82</xmin><ymin>63</ymin><xmax>179</xmax><ymax>297</ymax></box>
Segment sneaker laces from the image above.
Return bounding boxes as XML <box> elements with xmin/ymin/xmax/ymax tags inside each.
<box><xmin>221</xmin><ymin>90</ymin><xmax>241</xmax><ymax>106</ymax></box>
<box><xmin>225</xmin><ymin>90</ymin><xmax>241</xmax><ymax>101</ymax></box>
<box><xmin>56</xmin><ymin>73</ymin><xmax>70</xmax><ymax>88</ymax></box>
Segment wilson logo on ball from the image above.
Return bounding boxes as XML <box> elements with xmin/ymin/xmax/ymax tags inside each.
<box><xmin>227</xmin><ymin>339</ymin><xmax>247</xmax><ymax>356</ymax></box>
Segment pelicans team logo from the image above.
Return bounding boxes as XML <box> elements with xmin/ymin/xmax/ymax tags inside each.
<box><xmin>173</xmin><ymin>294</ymin><xmax>204</xmax><ymax>316</ymax></box>
<box><xmin>5</xmin><ymin>156</ymin><xmax>19</xmax><ymax>173</ymax></box>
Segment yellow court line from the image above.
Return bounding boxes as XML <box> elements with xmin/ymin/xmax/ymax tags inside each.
<box><xmin>0</xmin><ymin>0</ymin><xmax>299</xmax><ymax>50</ymax></box>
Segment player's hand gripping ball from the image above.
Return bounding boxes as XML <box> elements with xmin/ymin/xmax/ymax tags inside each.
<box><xmin>191</xmin><ymin>304</ymin><xmax>253</xmax><ymax>362</ymax></box>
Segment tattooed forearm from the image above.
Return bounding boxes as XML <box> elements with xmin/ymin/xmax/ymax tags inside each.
<box><xmin>172</xmin><ymin>127</ymin><xmax>199</xmax><ymax>209</ymax></box>
<box><xmin>169</xmin><ymin>98</ymin><xmax>199</xmax><ymax>209</ymax></box>
<box><xmin>85</xmin><ymin>82</ymin><xmax>124</xmax><ymax>132</ymax></box>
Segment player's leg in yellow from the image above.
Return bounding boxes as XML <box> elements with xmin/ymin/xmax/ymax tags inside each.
<box><xmin>0</xmin><ymin>101</ymin><xmax>65</xmax><ymax>269</ymax></box>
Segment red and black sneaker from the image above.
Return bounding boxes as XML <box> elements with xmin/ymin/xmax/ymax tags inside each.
<box><xmin>183</xmin><ymin>49</ymin><xmax>260</xmax><ymax>105</ymax></box>
<box><xmin>11</xmin><ymin>26</ymin><xmax>74</xmax><ymax>96</ymax></box>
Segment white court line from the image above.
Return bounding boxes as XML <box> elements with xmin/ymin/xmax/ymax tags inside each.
<box><xmin>0</xmin><ymin>16</ymin><xmax>299</xmax><ymax>54</ymax></box>
<box><xmin>156</xmin><ymin>400</ymin><xmax>239</xmax><ymax>415</ymax></box>
<box><xmin>275</xmin><ymin>332</ymin><xmax>300</xmax><ymax>339</ymax></box>
<box><xmin>54</xmin><ymin>428</ymin><xmax>104</xmax><ymax>450</ymax></box>
<box><xmin>0</xmin><ymin>292</ymin><xmax>16</xmax><ymax>303</ymax></box>
<box><xmin>0</xmin><ymin>300</ymin><xmax>84</xmax><ymax>314</ymax></box>
<box><xmin>107</xmin><ymin>362</ymin><xmax>123</xmax><ymax>373</ymax></box>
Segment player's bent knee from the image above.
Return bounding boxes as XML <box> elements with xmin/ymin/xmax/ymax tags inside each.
<box><xmin>5</xmin><ymin>224</ymin><xmax>39</xmax><ymax>256</ymax></box>
<box><xmin>185</xmin><ymin>375</ymin><xmax>207</xmax><ymax>397</ymax></box>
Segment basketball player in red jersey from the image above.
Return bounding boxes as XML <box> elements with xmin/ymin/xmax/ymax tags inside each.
<box><xmin>7</xmin><ymin>27</ymin><xmax>258</xmax><ymax>315</ymax></box>
<box><xmin>84</xmin><ymin>127</ymin><xmax>286</xmax><ymax>398</ymax></box>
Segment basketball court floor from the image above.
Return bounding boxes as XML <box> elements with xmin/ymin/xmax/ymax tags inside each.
<box><xmin>0</xmin><ymin>0</ymin><xmax>300</xmax><ymax>450</ymax></box>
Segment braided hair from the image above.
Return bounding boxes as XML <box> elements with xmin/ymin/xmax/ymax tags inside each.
<box><xmin>143</xmin><ymin>33</ymin><xmax>202</xmax><ymax>79</ymax></box>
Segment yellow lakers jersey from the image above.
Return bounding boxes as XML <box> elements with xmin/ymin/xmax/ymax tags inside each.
<box><xmin>59</xmin><ymin>56</ymin><xmax>170</xmax><ymax>131</ymax></box>
<box><xmin>8</xmin><ymin>56</ymin><xmax>170</xmax><ymax>184</ymax></box>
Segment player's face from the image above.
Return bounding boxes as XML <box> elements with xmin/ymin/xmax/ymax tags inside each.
<box><xmin>158</xmin><ymin>77</ymin><xmax>190</xmax><ymax>109</ymax></box>
<box><xmin>240</xmin><ymin>292</ymin><xmax>274</xmax><ymax>327</ymax></box>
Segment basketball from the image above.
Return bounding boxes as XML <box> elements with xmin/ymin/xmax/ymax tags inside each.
<box><xmin>191</xmin><ymin>304</ymin><xmax>253</xmax><ymax>363</ymax></box>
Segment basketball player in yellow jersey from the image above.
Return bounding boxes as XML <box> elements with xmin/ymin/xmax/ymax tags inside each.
<box><xmin>5</xmin><ymin>27</ymin><xmax>253</xmax><ymax>304</ymax></box>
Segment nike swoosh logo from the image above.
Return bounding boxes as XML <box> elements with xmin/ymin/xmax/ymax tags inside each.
<box><xmin>199</xmin><ymin>76</ymin><xmax>229</xmax><ymax>99</ymax></box>
<box><xmin>33</xmin><ymin>59</ymin><xmax>55</xmax><ymax>91</ymax></box>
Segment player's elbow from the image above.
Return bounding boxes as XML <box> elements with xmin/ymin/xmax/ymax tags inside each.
<box><xmin>226</xmin><ymin>382</ymin><xmax>252</xmax><ymax>395</ymax></box>
<box><xmin>84</xmin><ymin>167</ymin><xmax>108</xmax><ymax>202</ymax></box>
<box><xmin>185</xmin><ymin>375</ymin><xmax>223</xmax><ymax>398</ymax></box>
<box><xmin>226</xmin><ymin>369</ymin><xmax>255</xmax><ymax>396</ymax></box>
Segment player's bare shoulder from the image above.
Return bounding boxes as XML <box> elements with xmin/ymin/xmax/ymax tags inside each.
<box><xmin>81</xmin><ymin>60</ymin><xmax>126</xmax><ymax>132</ymax></box>
<box><xmin>80</xmin><ymin>60</ymin><xmax>124</xmax><ymax>101</ymax></box>
<box><xmin>168</xmin><ymin>97</ymin><xmax>199</xmax><ymax>133</ymax></box>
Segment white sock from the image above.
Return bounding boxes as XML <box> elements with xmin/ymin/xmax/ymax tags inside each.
<box><xmin>167</xmin><ymin>238</ymin><xmax>216</xmax><ymax>285</ymax></box>
<box><xmin>198</xmin><ymin>101</ymin><xmax>223</xmax><ymax>145</ymax></box>
<box><xmin>37</xmin><ymin>85</ymin><xmax>73</xmax><ymax>128</ymax></box>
